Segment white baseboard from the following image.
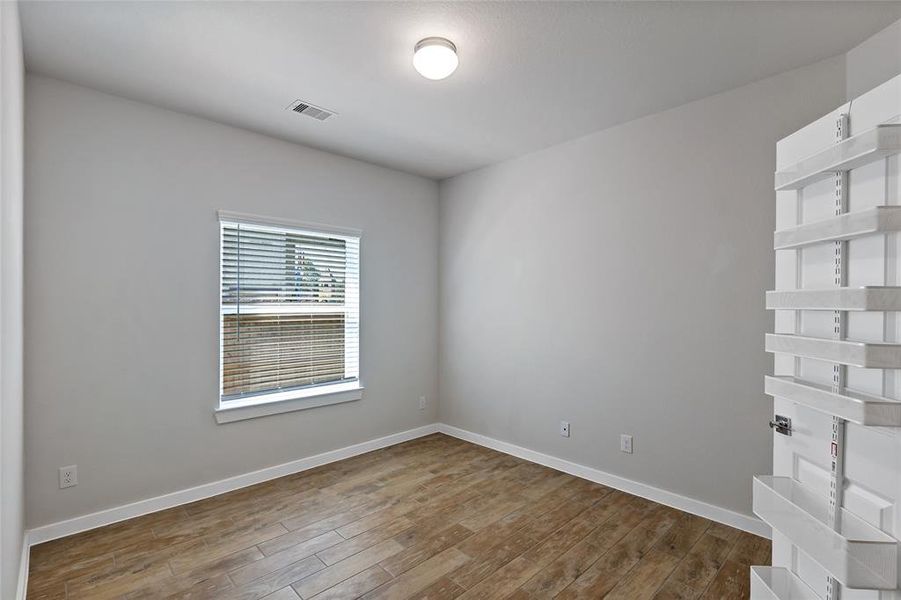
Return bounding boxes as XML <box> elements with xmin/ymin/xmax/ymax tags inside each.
<box><xmin>437</xmin><ymin>423</ymin><xmax>770</xmax><ymax>539</ymax></box>
<box><xmin>23</xmin><ymin>420</ymin><xmax>768</xmax><ymax>559</ymax></box>
<box><xmin>16</xmin><ymin>532</ymin><xmax>30</xmax><ymax>600</ymax></box>
<box><xmin>26</xmin><ymin>424</ymin><xmax>439</xmax><ymax>547</ymax></box>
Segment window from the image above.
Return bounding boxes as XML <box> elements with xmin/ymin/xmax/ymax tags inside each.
<box><xmin>217</xmin><ymin>212</ymin><xmax>361</xmax><ymax>422</ymax></box>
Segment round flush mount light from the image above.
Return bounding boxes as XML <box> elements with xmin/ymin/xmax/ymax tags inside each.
<box><xmin>413</xmin><ymin>37</ymin><xmax>458</xmax><ymax>80</ymax></box>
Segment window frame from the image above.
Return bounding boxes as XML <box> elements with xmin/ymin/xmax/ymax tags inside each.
<box><xmin>214</xmin><ymin>210</ymin><xmax>363</xmax><ymax>424</ymax></box>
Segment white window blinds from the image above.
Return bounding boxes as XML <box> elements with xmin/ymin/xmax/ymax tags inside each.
<box><xmin>219</xmin><ymin>217</ymin><xmax>360</xmax><ymax>405</ymax></box>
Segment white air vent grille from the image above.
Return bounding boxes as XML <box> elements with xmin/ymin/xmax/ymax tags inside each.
<box><xmin>287</xmin><ymin>100</ymin><xmax>336</xmax><ymax>121</ymax></box>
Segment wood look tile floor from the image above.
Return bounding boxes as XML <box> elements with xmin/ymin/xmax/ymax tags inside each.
<box><xmin>27</xmin><ymin>434</ymin><xmax>770</xmax><ymax>600</ymax></box>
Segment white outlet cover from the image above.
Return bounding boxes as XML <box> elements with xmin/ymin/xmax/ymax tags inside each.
<box><xmin>620</xmin><ymin>434</ymin><xmax>633</xmax><ymax>454</ymax></box>
<box><xmin>59</xmin><ymin>465</ymin><xmax>78</xmax><ymax>488</ymax></box>
<box><xmin>560</xmin><ymin>421</ymin><xmax>570</xmax><ymax>437</ymax></box>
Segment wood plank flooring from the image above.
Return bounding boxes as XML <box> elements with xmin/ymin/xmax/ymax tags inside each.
<box><xmin>27</xmin><ymin>433</ymin><xmax>770</xmax><ymax>599</ymax></box>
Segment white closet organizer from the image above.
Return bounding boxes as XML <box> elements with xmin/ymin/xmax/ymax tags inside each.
<box><xmin>758</xmin><ymin>75</ymin><xmax>901</xmax><ymax>600</ymax></box>
<box><xmin>766</xmin><ymin>287</ymin><xmax>901</xmax><ymax>311</ymax></box>
<box><xmin>751</xmin><ymin>566</ymin><xmax>820</xmax><ymax>600</ymax></box>
<box><xmin>765</xmin><ymin>334</ymin><xmax>901</xmax><ymax>368</ymax></box>
<box><xmin>774</xmin><ymin>124</ymin><xmax>901</xmax><ymax>190</ymax></box>
<box><xmin>753</xmin><ymin>477</ymin><xmax>897</xmax><ymax>589</ymax></box>
<box><xmin>773</xmin><ymin>206</ymin><xmax>901</xmax><ymax>250</ymax></box>
<box><xmin>764</xmin><ymin>376</ymin><xmax>901</xmax><ymax>426</ymax></box>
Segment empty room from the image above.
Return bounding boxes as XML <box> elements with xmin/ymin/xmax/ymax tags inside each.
<box><xmin>2</xmin><ymin>1</ymin><xmax>901</xmax><ymax>599</ymax></box>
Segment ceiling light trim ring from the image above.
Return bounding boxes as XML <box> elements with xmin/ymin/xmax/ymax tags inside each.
<box><xmin>414</xmin><ymin>37</ymin><xmax>456</xmax><ymax>55</ymax></box>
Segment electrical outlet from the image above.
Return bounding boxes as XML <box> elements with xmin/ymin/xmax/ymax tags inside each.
<box><xmin>620</xmin><ymin>434</ymin><xmax>633</xmax><ymax>454</ymax></box>
<box><xmin>560</xmin><ymin>421</ymin><xmax>570</xmax><ymax>437</ymax></box>
<box><xmin>418</xmin><ymin>396</ymin><xmax>426</xmax><ymax>410</ymax></box>
<box><xmin>59</xmin><ymin>465</ymin><xmax>78</xmax><ymax>489</ymax></box>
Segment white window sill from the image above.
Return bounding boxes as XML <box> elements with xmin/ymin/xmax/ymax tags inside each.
<box><xmin>215</xmin><ymin>383</ymin><xmax>363</xmax><ymax>424</ymax></box>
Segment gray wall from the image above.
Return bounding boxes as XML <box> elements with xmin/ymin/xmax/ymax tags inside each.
<box><xmin>845</xmin><ymin>18</ymin><xmax>901</xmax><ymax>100</ymax></box>
<box><xmin>21</xmin><ymin>17</ymin><xmax>893</xmax><ymax>536</ymax></box>
<box><xmin>438</xmin><ymin>57</ymin><xmax>846</xmax><ymax>517</ymax></box>
<box><xmin>1</xmin><ymin>1</ymin><xmax>24</xmax><ymax>597</ymax></box>
<box><xmin>24</xmin><ymin>75</ymin><xmax>439</xmax><ymax>528</ymax></box>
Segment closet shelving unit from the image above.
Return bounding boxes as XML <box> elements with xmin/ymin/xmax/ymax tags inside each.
<box><xmin>763</xmin><ymin>376</ymin><xmax>901</xmax><ymax>426</ymax></box>
<box><xmin>756</xmin><ymin>122</ymin><xmax>901</xmax><ymax>599</ymax></box>
<box><xmin>751</xmin><ymin>566</ymin><xmax>820</xmax><ymax>600</ymax></box>
<box><xmin>773</xmin><ymin>124</ymin><xmax>901</xmax><ymax>190</ymax></box>
<box><xmin>766</xmin><ymin>287</ymin><xmax>901</xmax><ymax>311</ymax></box>
<box><xmin>764</xmin><ymin>333</ymin><xmax>901</xmax><ymax>368</ymax></box>
<box><xmin>773</xmin><ymin>206</ymin><xmax>901</xmax><ymax>250</ymax></box>
<box><xmin>753</xmin><ymin>476</ymin><xmax>897</xmax><ymax>589</ymax></box>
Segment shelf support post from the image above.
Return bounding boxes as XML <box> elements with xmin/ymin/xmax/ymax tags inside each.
<box><xmin>826</xmin><ymin>113</ymin><xmax>850</xmax><ymax>600</ymax></box>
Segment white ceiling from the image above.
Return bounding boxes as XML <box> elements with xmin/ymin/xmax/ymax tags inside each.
<box><xmin>20</xmin><ymin>1</ymin><xmax>901</xmax><ymax>180</ymax></box>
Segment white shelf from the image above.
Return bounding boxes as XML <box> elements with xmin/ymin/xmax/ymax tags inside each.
<box><xmin>765</xmin><ymin>334</ymin><xmax>901</xmax><ymax>368</ymax></box>
<box><xmin>766</xmin><ymin>287</ymin><xmax>901</xmax><ymax>311</ymax></box>
<box><xmin>775</xmin><ymin>124</ymin><xmax>901</xmax><ymax>191</ymax></box>
<box><xmin>765</xmin><ymin>375</ymin><xmax>901</xmax><ymax>426</ymax></box>
<box><xmin>753</xmin><ymin>476</ymin><xmax>897</xmax><ymax>589</ymax></box>
<box><xmin>773</xmin><ymin>206</ymin><xmax>901</xmax><ymax>250</ymax></box>
<box><xmin>749</xmin><ymin>567</ymin><xmax>819</xmax><ymax>600</ymax></box>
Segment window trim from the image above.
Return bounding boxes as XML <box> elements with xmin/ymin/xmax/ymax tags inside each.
<box><xmin>216</xmin><ymin>210</ymin><xmax>363</xmax><ymax>424</ymax></box>
<box><xmin>215</xmin><ymin>382</ymin><xmax>364</xmax><ymax>424</ymax></box>
<box><xmin>217</xmin><ymin>210</ymin><xmax>363</xmax><ymax>238</ymax></box>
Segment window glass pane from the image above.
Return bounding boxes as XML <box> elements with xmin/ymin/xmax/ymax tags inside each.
<box><xmin>220</xmin><ymin>220</ymin><xmax>359</xmax><ymax>402</ymax></box>
<box><xmin>221</xmin><ymin>312</ymin><xmax>349</xmax><ymax>398</ymax></box>
<box><xmin>221</xmin><ymin>226</ymin><xmax>347</xmax><ymax>306</ymax></box>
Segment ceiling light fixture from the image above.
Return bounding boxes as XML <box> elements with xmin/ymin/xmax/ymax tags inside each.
<box><xmin>413</xmin><ymin>37</ymin><xmax>458</xmax><ymax>81</ymax></box>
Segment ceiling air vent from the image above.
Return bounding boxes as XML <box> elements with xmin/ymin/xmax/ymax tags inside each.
<box><xmin>287</xmin><ymin>100</ymin><xmax>337</xmax><ymax>121</ymax></box>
